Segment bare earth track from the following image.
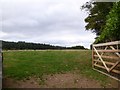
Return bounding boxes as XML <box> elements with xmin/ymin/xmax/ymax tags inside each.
<box><xmin>3</xmin><ymin>73</ymin><xmax>118</xmax><ymax>88</ymax></box>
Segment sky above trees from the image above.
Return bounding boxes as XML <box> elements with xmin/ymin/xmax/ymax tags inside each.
<box><xmin>0</xmin><ymin>0</ymin><xmax>97</xmax><ymax>48</ymax></box>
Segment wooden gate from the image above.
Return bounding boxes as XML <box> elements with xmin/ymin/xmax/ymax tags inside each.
<box><xmin>92</xmin><ymin>41</ymin><xmax>120</xmax><ymax>81</ymax></box>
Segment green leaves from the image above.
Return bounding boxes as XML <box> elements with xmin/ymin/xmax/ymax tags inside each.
<box><xmin>82</xmin><ymin>2</ymin><xmax>113</xmax><ymax>36</ymax></box>
<box><xmin>96</xmin><ymin>2</ymin><xmax>120</xmax><ymax>43</ymax></box>
<box><xmin>82</xmin><ymin>1</ymin><xmax>120</xmax><ymax>43</ymax></box>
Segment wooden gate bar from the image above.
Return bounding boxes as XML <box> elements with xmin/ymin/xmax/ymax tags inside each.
<box><xmin>110</xmin><ymin>46</ymin><xmax>120</xmax><ymax>58</ymax></box>
<box><xmin>92</xmin><ymin>41</ymin><xmax>120</xmax><ymax>81</ymax></box>
<box><xmin>93</xmin><ymin>68</ymin><xmax>120</xmax><ymax>82</ymax></box>
<box><xmin>94</xmin><ymin>55</ymin><xmax>119</xmax><ymax>60</ymax></box>
<box><xmin>109</xmin><ymin>61</ymin><xmax>120</xmax><ymax>72</ymax></box>
<box><xmin>93</xmin><ymin>41</ymin><xmax>120</xmax><ymax>47</ymax></box>
<box><xmin>94</xmin><ymin>46</ymin><xmax>108</xmax><ymax>66</ymax></box>
<box><xmin>96</xmin><ymin>50</ymin><xmax>120</xmax><ymax>52</ymax></box>
<box><xmin>94</xmin><ymin>64</ymin><xmax>120</xmax><ymax>74</ymax></box>
<box><xmin>93</xmin><ymin>46</ymin><xmax>109</xmax><ymax>72</ymax></box>
<box><xmin>94</xmin><ymin>59</ymin><xmax>120</xmax><ymax>67</ymax></box>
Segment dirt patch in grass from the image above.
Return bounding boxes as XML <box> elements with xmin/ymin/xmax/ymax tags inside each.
<box><xmin>3</xmin><ymin>73</ymin><xmax>119</xmax><ymax>88</ymax></box>
<box><xmin>3</xmin><ymin>77</ymin><xmax>40</xmax><ymax>88</ymax></box>
<box><xmin>41</xmin><ymin>73</ymin><xmax>102</xmax><ymax>88</ymax></box>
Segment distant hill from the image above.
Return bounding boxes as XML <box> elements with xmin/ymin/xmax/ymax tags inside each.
<box><xmin>2</xmin><ymin>40</ymin><xmax>86</xmax><ymax>50</ymax></box>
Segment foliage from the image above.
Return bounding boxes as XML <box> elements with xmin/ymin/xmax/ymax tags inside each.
<box><xmin>2</xmin><ymin>40</ymin><xmax>85</xmax><ymax>50</ymax></box>
<box><xmin>67</xmin><ymin>46</ymin><xmax>86</xmax><ymax>49</ymax></box>
<box><xmin>82</xmin><ymin>1</ymin><xmax>113</xmax><ymax>36</ymax></box>
<box><xmin>95</xmin><ymin>2</ymin><xmax>120</xmax><ymax>43</ymax></box>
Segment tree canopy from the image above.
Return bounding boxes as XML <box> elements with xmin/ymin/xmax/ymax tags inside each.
<box><xmin>82</xmin><ymin>1</ymin><xmax>113</xmax><ymax>36</ymax></box>
<box><xmin>82</xmin><ymin>1</ymin><xmax>120</xmax><ymax>43</ymax></box>
<box><xmin>2</xmin><ymin>41</ymin><xmax>86</xmax><ymax>50</ymax></box>
<box><xmin>95</xmin><ymin>1</ymin><xmax>120</xmax><ymax>43</ymax></box>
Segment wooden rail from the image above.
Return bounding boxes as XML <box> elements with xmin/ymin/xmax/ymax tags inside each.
<box><xmin>94</xmin><ymin>55</ymin><xmax>119</xmax><ymax>60</ymax></box>
<box><xmin>92</xmin><ymin>41</ymin><xmax>120</xmax><ymax>81</ymax></box>
<box><xmin>93</xmin><ymin>41</ymin><xmax>120</xmax><ymax>47</ymax></box>
<box><xmin>94</xmin><ymin>60</ymin><xmax>120</xmax><ymax>67</ymax></box>
<box><xmin>95</xmin><ymin>50</ymin><xmax>120</xmax><ymax>52</ymax></box>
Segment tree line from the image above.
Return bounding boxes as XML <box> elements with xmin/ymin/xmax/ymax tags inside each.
<box><xmin>82</xmin><ymin>1</ymin><xmax>120</xmax><ymax>43</ymax></box>
<box><xmin>2</xmin><ymin>41</ymin><xmax>86</xmax><ymax>50</ymax></box>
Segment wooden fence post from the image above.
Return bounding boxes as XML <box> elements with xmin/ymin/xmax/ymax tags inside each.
<box><xmin>92</xmin><ymin>45</ymin><xmax>94</xmax><ymax>68</ymax></box>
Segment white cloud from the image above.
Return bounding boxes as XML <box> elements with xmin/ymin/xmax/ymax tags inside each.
<box><xmin>0</xmin><ymin>31</ymin><xmax>8</xmax><ymax>38</ymax></box>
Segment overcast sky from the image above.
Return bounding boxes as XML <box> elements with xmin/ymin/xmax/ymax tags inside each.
<box><xmin>0</xmin><ymin>0</ymin><xmax>96</xmax><ymax>49</ymax></box>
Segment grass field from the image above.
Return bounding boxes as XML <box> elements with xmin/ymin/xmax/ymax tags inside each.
<box><xmin>3</xmin><ymin>50</ymin><xmax>111</xmax><ymax>86</ymax></box>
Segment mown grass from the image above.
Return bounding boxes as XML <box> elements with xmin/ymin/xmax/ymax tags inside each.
<box><xmin>3</xmin><ymin>50</ymin><xmax>110</xmax><ymax>86</ymax></box>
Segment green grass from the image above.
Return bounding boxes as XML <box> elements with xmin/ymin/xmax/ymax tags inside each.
<box><xmin>3</xmin><ymin>50</ymin><xmax>109</xmax><ymax>85</ymax></box>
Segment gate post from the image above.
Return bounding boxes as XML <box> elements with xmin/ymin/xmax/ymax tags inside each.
<box><xmin>92</xmin><ymin>44</ymin><xmax>94</xmax><ymax>68</ymax></box>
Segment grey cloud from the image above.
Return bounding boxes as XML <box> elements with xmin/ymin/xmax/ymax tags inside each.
<box><xmin>1</xmin><ymin>0</ymin><xmax>95</xmax><ymax>48</ymax></box>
